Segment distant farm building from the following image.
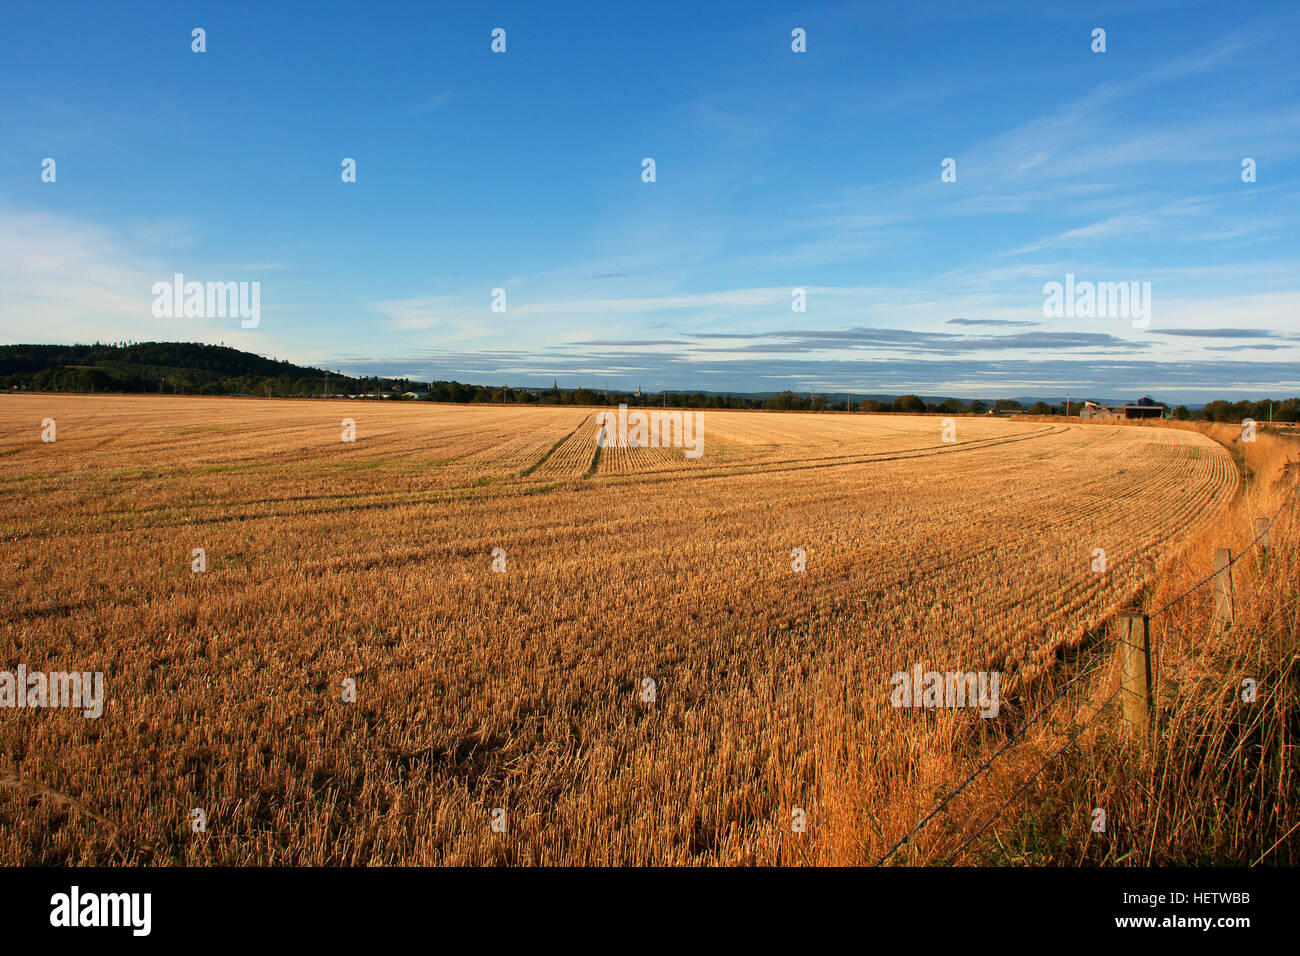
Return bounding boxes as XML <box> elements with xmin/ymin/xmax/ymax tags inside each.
<box><xmin>1080</xmin><ymin>398</ymin><xmax>1165</xmax><ymax>420</ymax></box>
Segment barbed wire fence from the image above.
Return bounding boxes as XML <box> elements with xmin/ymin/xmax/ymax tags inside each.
<box><xmin>874</xmin><ymin>470</ymin><xmax>1299</xmax><ymax>867</ymax></box>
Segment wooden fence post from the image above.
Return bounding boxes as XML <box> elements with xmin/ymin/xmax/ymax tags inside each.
<box><xmin>1213</xmin><ymin>548</ymin><xmax>1234</xmax><ymax>626</ymax></box>
<box><xmin>1117</xmin><ymin>612</ymin><xmax>1152</xmax><ymax>744</ymax></box>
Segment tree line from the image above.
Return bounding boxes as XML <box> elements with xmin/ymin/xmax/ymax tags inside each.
<box><xmin>3</xmin><ymin>342</ymin><xmax>1297</xmax><ymax>423</ymax></box>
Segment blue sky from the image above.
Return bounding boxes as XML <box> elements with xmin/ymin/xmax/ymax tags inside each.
<box><xmin>2</xmin><ymin>0</ymin><xmax>1298</xmax><ymax>400</ymax></box>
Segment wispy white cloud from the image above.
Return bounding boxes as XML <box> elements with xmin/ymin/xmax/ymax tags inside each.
<box><xmin>414</xmin><ymin>90</ymin><xmax>453</xmax><ymax>113</ymax></box>
<box><xmin>0</xmin><ymin>208</ymin><xmax>278</xmax><ymax>353</ymax></box>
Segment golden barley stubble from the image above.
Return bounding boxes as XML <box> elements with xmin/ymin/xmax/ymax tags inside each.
<box><xmin>0</xmin><ymin>395</ymin><xmax>1238</xmax><ymax>864</ymax></box>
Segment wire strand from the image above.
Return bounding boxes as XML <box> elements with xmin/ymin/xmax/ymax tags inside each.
<box><xmin>873</xmin><ymin>652</ymin><xmax>1108</xmax><ymax>866</ymax></box>
<box><xmin>942</xmin><ymin>685</ymin><xmax>1123</xmax><ymax>865</ymax></box>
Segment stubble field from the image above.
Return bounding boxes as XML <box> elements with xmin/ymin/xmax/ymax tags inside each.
<box><xmin>0</xmin><ymin>394</ymin><xmax>1237</xmax><ymax>864</ymax></box>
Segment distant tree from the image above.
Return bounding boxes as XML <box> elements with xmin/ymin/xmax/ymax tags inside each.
<box><xmin>1201</xmin><ymin>400</ymin><xmax>1232</xmax><ymax>422</ymax></box>
<box><xmin>1172</xmin><ymin>405</ymin><xmax>1192</xmax><ymax>421</ymax></box>
<box><xmin>765</xmin><ymin>391</ymin><xmax>809</xmax><ymax>411</ymax></box>
<box><xmin>938</xmin><ymin>397</ymin><xmax>964</xmax><ymax>414</ymax></box>
<box><xmin>860</xmin><ymin>398</ymin><xmax>886</xmax><ymax>413</ymax></box>
<box><xmin>993</xmin><ymin>399</ymin><xmax>1023</xmax><ymax>414</ymax></box>
<box><xmin>969</xmin><ymin>400</ymin><xmax>988</xmax><ymax>414</ymax></box>
<box><xmin>1029</xmin><ymin>401</ymin><xmax>1053</xmax><ymax>415</ymax></box>
<box><xmin>894</xmin><ymin>394</ymin><xmax>926</xmax><ymax>414</ymax></box>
